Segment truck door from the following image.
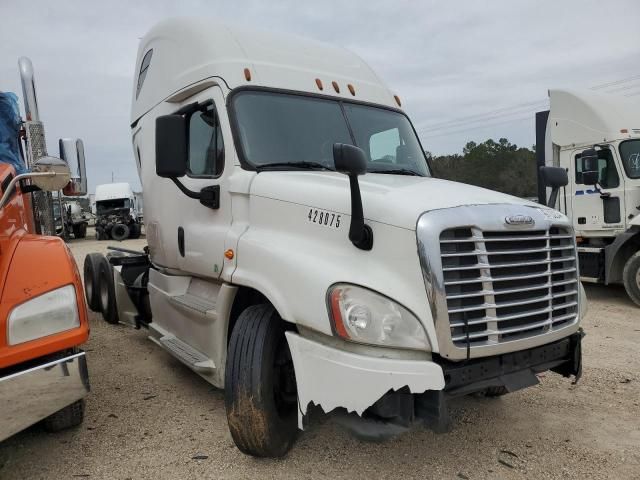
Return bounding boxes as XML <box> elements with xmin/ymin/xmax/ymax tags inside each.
<box><xmin>173</xmin><ymin>86</ymin><xmax>232</xmax><ymax>278</ymax></box>
<box><xmin>618</xmin><ymin>139</ymin><xmax>640</xmax><ymax>227</ymax></box>
<box><xmin>572</xmin><ymin>146</ymin><xmax>626</xmax><ymax>234</ymax></box>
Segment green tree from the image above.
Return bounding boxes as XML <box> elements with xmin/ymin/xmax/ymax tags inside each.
<box><xmin>430</xmin><ymin>138</ymin><xmax>537</xmax><ymax>198</ymax></box>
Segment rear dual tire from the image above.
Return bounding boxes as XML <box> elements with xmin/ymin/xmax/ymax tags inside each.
<box><xmin>98</xmin><ymin>257</ymin><xmax>120</xmax><ymax>324</ymax></box>
<box><xmin>84</xmin><ymin>253</ymin><xmax>103</xmax><ymax>312</ymax></box>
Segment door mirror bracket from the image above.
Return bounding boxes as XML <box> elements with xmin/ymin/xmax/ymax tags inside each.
<box><xmin>333</xmin><ymin>143</ymin><xmax>373</xmax><ymax>251</ymax></box>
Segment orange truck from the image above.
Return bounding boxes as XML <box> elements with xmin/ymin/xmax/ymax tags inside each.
<box><xmin>0</xmin><ymin>58</ymin><xmax>90</xmax><ymax>441</ymax></box>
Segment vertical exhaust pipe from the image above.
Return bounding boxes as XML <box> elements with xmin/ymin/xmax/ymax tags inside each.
<box><xmin>18</xmin><ymin>57</ymin><xmax>40</xmax><ymax>122</ymax></box>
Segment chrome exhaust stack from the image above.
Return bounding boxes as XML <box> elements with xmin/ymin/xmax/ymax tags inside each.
<box><xmin>60</xmin><ymin>139</ymin><xmax>88</xmax><ymax>196</ymax></box>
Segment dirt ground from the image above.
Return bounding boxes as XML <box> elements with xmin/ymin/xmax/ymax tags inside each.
<box><xmin>1</xmin><ymin>232</ymin><xmax>639</xmax><ymax>479</ymax></box>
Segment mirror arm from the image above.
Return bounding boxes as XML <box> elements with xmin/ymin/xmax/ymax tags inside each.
<box><xmin>170</xmin><ymin>177</ymin><xmax>201</xmax><ymax>199</ymax></box>
<box><xmin>170</xmin><ymin>178</ymin><xmax>220</xmax><ymax>210</ymax></box>
<box><xmin>0</xmin><ymin>172</ymin><xmax>55</xmax><ymax>210</ymax></box>
<box><xmin>347</xmin><ymin>175</ymin><xmax>373</xmax><ymax>250</ymax></box>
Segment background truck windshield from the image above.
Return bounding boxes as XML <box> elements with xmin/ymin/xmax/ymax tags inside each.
<box><xmin>620</xmin><ymin>139</ymin><xmax>640</xmax><ymax>179</ymax></box>
<box><xmin>96</xmin><ymin>198</ymin><xmax>130</xmax><ymax>215</ymax></box>
<box><xmin>232</xmin><ymin>91</ymin><xmax>430</xmax><ymax>176</ymax></box>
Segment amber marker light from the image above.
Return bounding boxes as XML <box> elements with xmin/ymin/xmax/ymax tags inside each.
<box><xmin>332</xmin><ymin>81</ymin><xmax>340</xmax><ymax>93</ymax></box>
<box><xmin>347</xmin><ymin>84</ymin><xmax>355</xmax><ymax>96</ymax></box>
<box><xmin>329</xmin><ymin>288</ymin><xmax>350</xmax><ymax>339</ymax></box>
<box><xmin>244</xmin><ymin>68</ymin><xmax>252</xmax><ymax>81</ymax></box>
<box><xmin>224</xmin><ymin>249</ymin><xmax>235</xmax><ymax>260</ymax></box>
<box><xmin>621</xmin><ymin>128</ymin><xmax>629</xmax><ymax>134</ymax></box>
<box><xmin>394</xmin><ymin>95</ymin><xmax>402</xmax><ymax>107</ymax></box>
<box><xmin>315</xmin><ymin>78</ymin><xmax>323</xmax><ymax>90</ymax></box>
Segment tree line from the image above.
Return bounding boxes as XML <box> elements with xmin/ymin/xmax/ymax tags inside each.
<box><xmin>426</xmin><ymin>138</ymin><xmax>538</xmax><ymax>199</ymax></box>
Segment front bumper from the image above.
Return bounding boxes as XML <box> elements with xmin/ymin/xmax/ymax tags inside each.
<box><xmin>0</xmin><ymin>351</ymin><xmax>90</xmax><ymax>441</ymax></box>
<box><xmin>286</xmin><ymin>330</ymin><xmax>583</xmax><ymax>435</ymax></box>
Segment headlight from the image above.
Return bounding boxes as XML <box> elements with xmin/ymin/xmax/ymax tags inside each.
<box><xmin>328</xmin><ymin>284</ymin><xmax>430</xmax><ymax>350</ymax></box>
<box><xmin>7</xmin><ymin>284</ymin><xmax>80</xmax><ymax>345</ymax></box>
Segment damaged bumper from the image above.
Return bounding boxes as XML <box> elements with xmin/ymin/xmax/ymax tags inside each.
<box><xmin>286</xmin><ymin>330</ymin><xmax>583</xmax><ymax>436</ymax></box>
<box><xmin>285</xmin><ymin>332</ymin><xmax>445</xmax><ymax>427</ymax></box>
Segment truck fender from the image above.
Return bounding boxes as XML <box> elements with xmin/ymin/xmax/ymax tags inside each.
<box><xmin>604</xmin><ymin>226</ymin><xmax>640</xmax><ymax>284</ymax></box>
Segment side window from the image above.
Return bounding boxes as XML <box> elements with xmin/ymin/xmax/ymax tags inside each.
<box><xmin>575</xmin><ymin>149</ymin><xmax>619</xmax><ymax>189</ymax></box>
<box><xmin>187</xmin><ymin>103</ymin><xmax>224</xmax><ymax>177</ymax></box>
<box><xmin>370</xmin><ymin>128</ymin><xmax>400</xmax><ymax>163</ymax></box>
<box><xmin>136</xmin><ymin>49</ymin><xmax>153</xmax><ymax>98</ymax></box>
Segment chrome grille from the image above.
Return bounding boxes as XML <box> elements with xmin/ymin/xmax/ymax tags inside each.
<box><xmin>439</xmin><ymin>226</ymin><xmax>578</xmax><ymax>348</ymax></box>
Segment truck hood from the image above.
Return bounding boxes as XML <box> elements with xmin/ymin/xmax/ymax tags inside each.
<box><xmin>250</xmin><ymin>172</ymin><xmax>537</xmax><ymax>230</ymax></box>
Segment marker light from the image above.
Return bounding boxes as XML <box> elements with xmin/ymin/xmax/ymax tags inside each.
<box><xmin>244</xmin><ymin>68</ymin><xmax>252</xmax><ymax>81</ymax></box>
<box><xmin>332</xmin><ymin>81</ymin><xmax>340</xmax><ymax>93</ymax></box>
<box><xmin>347</xmin><ymin>84</ymin><xmax>355</xmax><ymax>96</ymax></box>
<box><xmin>315</xmin><ymin>78</ymin><xmax>324</xmax><ymax>91</ymax></box>
<box><xmin>328</xmin><ymin>284</ymin><xmax>430</xmax><ymax>350</ymax></box>
<box><xmin>394</xmin><ymin>95</ymin><xmax>402</xmax><ymax>107</ymax></box>
<box><xmin>224</xmin><ymin>249</ymin><xmax>234</xmax><ymax>260</ymax></box>
<box><xmin>621</xmin><ymin>129</ymin><xmax>628</xmax><ymax>134</ymax></box>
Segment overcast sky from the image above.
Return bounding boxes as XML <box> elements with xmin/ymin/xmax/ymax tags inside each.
<box><xmin>2</xmin><ymin>0</ymin><xmax>639</xmax><ymax>192</ymax></box>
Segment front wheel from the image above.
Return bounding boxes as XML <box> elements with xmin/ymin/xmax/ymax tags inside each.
<box><xmin>43</xmin><ymin>399</ymin><xmax>85</xmax><ymax>432</ymax></box>
<box><xmin>623</xmin><ymin>251</ymin><xmax>640</xmax><ymax>306</ymax></box>
<box><xmin>225</xmin><ymin>304</ymin><xmax>298</xmax><ymax>457</ymax></box>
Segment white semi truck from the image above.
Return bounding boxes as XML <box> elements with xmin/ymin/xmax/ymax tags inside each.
<box><xmin>94</xmin><ymin>182</ymin><xmax>142</xmax><ymax>240</ymax></box>
<box><xmin>85</xmin><ymin>18</ymin><xmax>586</xmax><ymax>457</ymax></box>
<box><xmin>536</xmin><ymin>90</ymin><xmax>640</xmax><ymax>304</ymax></box>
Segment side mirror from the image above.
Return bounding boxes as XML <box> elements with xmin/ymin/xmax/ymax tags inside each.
<box><xmin>31</xmin><ymin>156</ymin><xmax>72</xmax><ymax>191</ymax></box>
<box><xmin>581</xmin><ymin>148</ymin><xmax>599</xmax><ymax>172</ymax></box>
<box><xmin>333</xmin><ymin>143</ymin><xmax>367</xmax><ymax>176</ymax></box>
<box><xmin>333</xmin><ymin>143</ymin><xmax>372</xmax><ymax>251</ymax></box>
<box><xmin>539</xmin><ymin>166</ymin><xmax>568</xmax><ymax>209</ymax></box>
<box><xmin>155</xmin><ymin>114</ymin><xmax>187</xmax><ymax>177</ymax></box>
<box><xmin>59</xmin><ymin>138</ymin><xmax>87</xmax><ymax>196</ymax></box>
<box><xmin>539</xmin><ymin>166</ymin><xmax>568</xmax><ymax>188</ymax></box>
<box><xmin>582</xmin><ymin>170</ymin><xmax>599</xmax><ymax>186</ymax></box>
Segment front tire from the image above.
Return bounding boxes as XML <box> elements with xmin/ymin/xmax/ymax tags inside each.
<box><xmin>225</xmin><ymin>304</ymin><xmax>298</xmax><ymax>457</ymax></box>
<box><xmin>623</xmin><ymin>251</ymin><xmax>640</xmax><ymax>306</ymax></box>
<box><xmin>43</xmin><ymin>399</ymin><xmax>85</xmax><ymax>432</ymax></box>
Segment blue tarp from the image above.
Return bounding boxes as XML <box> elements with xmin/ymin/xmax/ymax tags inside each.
<box><xmin>0</xmin><ymin>92</ymin><xmax>26</xmax><ymax>174</ymax></box>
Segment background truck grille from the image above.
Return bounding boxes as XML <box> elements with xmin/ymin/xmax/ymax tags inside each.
<box><xmin>439</xmin><ymin>226</ymin><xmax>578</xmax><ymax>348</ymax></box>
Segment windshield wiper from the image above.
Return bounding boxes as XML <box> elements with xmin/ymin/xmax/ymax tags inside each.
<box><xmin>255</xmin><ymin>162</ymin><xmax>335</xmax><ymax>172</ymax></box>
<box><xmin>368</xmin><ymin>168</ymin><xmax>423</xmax><ymax>176</ymax></box>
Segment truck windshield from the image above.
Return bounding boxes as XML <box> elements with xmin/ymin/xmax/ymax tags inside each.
<box><xmin>231</xmin><ymin>91</ymin><xmax>430</xmax><ymax>176</ymax></box>
<box><xmin>620</xmin><ymin>139</ymin><xmax>640</xmax><ymax>179</ymax></box>
<box><xmin>96</xmin><ymin>198</ymin><xmax>130</xmax><ymax>215</ymax></box>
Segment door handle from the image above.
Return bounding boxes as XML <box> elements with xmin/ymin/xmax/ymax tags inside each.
<box><xmin>178</xmin><ymin>226</ymin><xmax>185</xmax><ymax>257</ymax></box>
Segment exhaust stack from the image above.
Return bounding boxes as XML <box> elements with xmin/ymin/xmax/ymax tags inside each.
<box><xmin>18</xmin><ymin>57</ymin><xmax>40</xmax><ymax>122</ymax></box>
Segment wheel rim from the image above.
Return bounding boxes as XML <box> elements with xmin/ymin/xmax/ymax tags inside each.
<box><xmin>100</xmin><ymin>272</ymin><xmax>109</xmax><ymax>312</ymax></box>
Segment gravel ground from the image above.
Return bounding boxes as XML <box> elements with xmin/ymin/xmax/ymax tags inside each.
<box><xmin>1</xmin><ymin>232</ymin><xmax>639</xmax><ymax>479</ymax></box>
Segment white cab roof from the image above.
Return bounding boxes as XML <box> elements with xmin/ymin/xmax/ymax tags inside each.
<box><xmin>549</xmin><ymin>89</ymin><xmax>640</xmax><ymax>147</ymax></box>
<box><xmin>131</xmin><ymin>18</ymin><xmax>399</xmax><ymax>123</ymax></box>
<box><xmin>95</xmin><ymin>183</ymin><xmax>134</xmax><ymax>201</ymax></box>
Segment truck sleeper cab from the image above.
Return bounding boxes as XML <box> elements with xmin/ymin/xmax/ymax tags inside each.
<box><xmin>0</xmin><ymin>67</ymin><xmax>90</xmax><ymax>442</ymax></box>
<box><xmin>536</xmin><ymin>90</ymin><xmax>640</xmax><ymax>305</ymax></box>
<box><xmin>87</xmin><ymin>18</ymin><xmax>585</xmax><ymax>457</ymax></box>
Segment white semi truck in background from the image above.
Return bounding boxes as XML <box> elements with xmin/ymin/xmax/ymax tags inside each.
<box><xmin>94</xmin><ymin>182</ymin><xmax>142</xmax><ymax>240</ymax></box>
<box><xmin>85</xmin><ymin>18</ymin><xmax>586</xmax><ymax>457</ymax></box>
<box><xmin>537</xmin><ymin>90</ymin><xmax>640</xmax><ymax>305</ymax></box>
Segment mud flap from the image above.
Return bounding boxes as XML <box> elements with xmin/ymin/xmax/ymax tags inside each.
<box><xmin>551</xmin><ymin>329</ymin><xmax>584</xmax><ymax>384</ymax></box>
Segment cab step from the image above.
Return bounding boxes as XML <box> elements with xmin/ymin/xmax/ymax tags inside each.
<box><xmin>156</xmin><ymin>335</ymin><xmax>215</xmax><ymax>373</ymax></box>
<box><xmin>168</xmin><ymin>293</ymin><xmax>217</xmax><ymax>318</ymax></box>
